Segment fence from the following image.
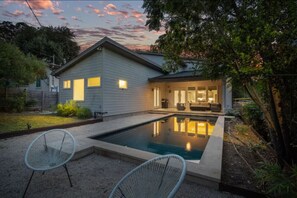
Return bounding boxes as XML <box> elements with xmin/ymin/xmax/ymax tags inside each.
<box><xmin>0</xmin><ymin>88</ymin><xmax>58</xmax><ymax>111</ymax></box>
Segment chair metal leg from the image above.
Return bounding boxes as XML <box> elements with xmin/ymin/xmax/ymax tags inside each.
<box><xmin>63</xmin><ymin>164</ymin><xmax>73</xmax><ymax>187</ymax></box>
<box><xmin>23</xmin><ymin>171</ymin><xmax>35</xmax><ymax>198</ymax></box>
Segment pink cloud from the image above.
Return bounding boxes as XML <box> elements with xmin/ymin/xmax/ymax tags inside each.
<box><xmin>87</xmin><ymin>4</ymin><xmax>93</xmax><ymax>9</ymax></box>
<box><xmin>131</xmin><ymin>10</ymin><xmax>143</xmax><ymax>18</ymax></box>
<box><xmin>26</xmin><ymin>0</ymin><xmax>53</xmax><ymax>10</ymax></box>
<box><xmin>93</xmin><ymin>8</ymin><xmax>101</xmax><ymax>14</ymax></box>
<box><xmin>34</xmin><ymin>10</ymin><xmax>43</xmax><ymax>17</ymax></box>
<box><xmin>51</xmin><ymin>8</ymin><xmax>63</xmax><ymax>15</ymax></box>
<box><xmin>3</xmin><ymin>9</ymin><xmax>25</xmax><ymax>17</ymax></box>
<box><xmin>105</xmin><ymin>3</ymin><xmax>117</xmax><ymax>10</ymax></box>
<box><xmin>71</xmin><ymin>16</ymin><xmax>82</xmax><ymax>22</ymax></box>
<box><xmin>104</xmin><ymin>3</ymin><xmax>128</xmax><ymax>18</ymax></box>
<box><xmin>58</xmin><ymin>15</ymin><xmax>66</xmax><ymax>20</ymax></box>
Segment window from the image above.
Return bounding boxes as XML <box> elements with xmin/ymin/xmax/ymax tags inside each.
<box><xmin>119</xmin><ymin>80</ymin><xmax>127</xmax><ymax>89</ymax></box>
<box><xmin>197</xmin><ymin>87</ymin><xmax>206</xmax><ymax>102</ymax></box>
<box><xmin>187</xmin><ymin>87</ymin><xmax>196</xmax><ymax>103</ymax></box>
<box><xmin>63</xmin><ymin>80</ymin><xmax>71</xmax><ymax>89</ymax></box>
<box><xmin>208</xmin><ymin>86</ymin><xmax>218</xmax><ymax>103</ymax></box>
<box><xmin>153</xmin><ymin>87</ymin><xmax>160</xmax><ymax>107</ymax></box>
<box><xmin>88</xmin><ymin>77</ymin><xmax>101</xmax><ymax>87</ymax></box>
<box><xmin>36</xmin><ymin>79</ymin><xmax>41</xmax><ymax>88</ymax></box>
<box><xmin>73</xmin><ymin>79</ymin><xmax>84</xmax><ymax>101</ymax></box>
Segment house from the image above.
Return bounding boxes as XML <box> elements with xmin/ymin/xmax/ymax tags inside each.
<box><xmin>53</xmin><ymin>37</ymin><xmax>232</xmax><ymax>117</ymax></box>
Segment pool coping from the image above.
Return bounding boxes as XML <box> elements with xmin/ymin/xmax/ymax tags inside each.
<box><xmin>71</xmin><ymin>114</ymin><xmax>224</xmax><ymax>189</ymax></box>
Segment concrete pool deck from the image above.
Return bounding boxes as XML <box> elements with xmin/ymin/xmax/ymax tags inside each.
<box><xmin>0</xmin><ymin>113</ymin><xmax>231</xmax><ymax>197</ymax></box>
<box><xmin>68</xmin><ymin>113</ymin><xmax>224</xmax><ymax>189</ymax></box>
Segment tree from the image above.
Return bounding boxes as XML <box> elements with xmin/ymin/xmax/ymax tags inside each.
<box><xmin>0</xmin><ymin>42</ymin><xmax>46</xmax><ymax>96</ymax></box>
<box><xmin>143</xmin><ymin>0</ymin><xmax>297</xmax><ymax>164</ymax></box>
<box><xmin>0</xmin><ymin>21</ymin><xmax>80</xmax><ymax>65</ymax></box>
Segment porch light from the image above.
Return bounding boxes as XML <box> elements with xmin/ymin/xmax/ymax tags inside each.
<box><xmin>119</xmin><ymin>80</ymin><xmax>127</xmax><ymax>89</ymax></box>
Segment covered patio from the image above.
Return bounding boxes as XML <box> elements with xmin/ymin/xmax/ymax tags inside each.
<box><xmin>149</xmin><ymin>71</ymin><xmax>232</xmax><ymax>114</ymax></box>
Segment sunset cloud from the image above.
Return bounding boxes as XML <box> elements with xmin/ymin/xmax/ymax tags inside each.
<box><xmin>104</xmin><ymin>3</ymin><xmax>128</xmax><ymax>18</ymax></box>
<box><xmin>51</xmin><ymin>8</ymin><xmax>63</xmax><ymax>15</ymax></box>
<box><xmin>3</xmin><ymin>9</ymin><xmax>24</xmax><ymax>17</ymax></box>
<box><xmin>58</xmin><ymin>15</ymin><xmax>66</xmax><ymax>20</ymax></box>
<box><xmin>27</xmin><ymin>0</ymin><xmax>53</xmax><ymax>10</ymax></box>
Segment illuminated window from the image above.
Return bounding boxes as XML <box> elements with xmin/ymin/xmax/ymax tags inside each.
<box><xmin>187</xmin><ymin>87</ymin><xmax>196</xmax><ymax>103</ymax></box>
<box><xmin>208</xmin><ymin>86</ymin><xmax>218</xmax><ymax>103</ymax></box>
<box><xmin>197</xmin><ymin>87</ymin><xmax>206</xmax><ymax>102</ymax></box>
<box><xmin>87</xmin><ymin>77</ymin><xmax>101</xmax><ymax>87</ymax></box>
<box><xmin>73</xmin><ymin>79</ymin><xmax>84</xmax><ymax>101</ymax></box>
<box><xmin>63</xmin><ymin>80</ymin><xmax>71</xmax><ymax>89</ymax></box>
<box><xmin>119</xmin><ymin>80</ymin><xmax>127</xmax><ymax>89</ymax></box>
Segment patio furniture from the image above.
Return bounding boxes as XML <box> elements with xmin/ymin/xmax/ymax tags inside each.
<box><xmin>109</xmin><ymin>154</ymin><xmax>186</xmax><ymax>198</ymax></box>
<box><xmin>189</xmin><ymin>102</ymin><xmax>210</xmax><ymax>111</ymax></box>
<box><xmin>177</xmin><ymin>103</ymin><xmax>186</xmax><ymax>111</ymax></box>
<box><xmin>23</xmin><ymin>129</ymin><xmax>76</xmax><ymax>197</ymax></box>
<box><xmin>210</xmin><ymin>103</ymin><xmax>222</xmax><ymax>112</ymax></box>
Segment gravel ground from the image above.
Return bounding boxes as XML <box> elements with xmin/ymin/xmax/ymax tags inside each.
<box><xmin>0</xmin><ymin>131</ymin><xmax>241</xmax><ymax>198</ymax></box>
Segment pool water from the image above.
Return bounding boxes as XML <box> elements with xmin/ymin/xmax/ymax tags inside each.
<box><xmin>94</xmin><ymin>116</ymin><xmax>217</xmax><ymax>160</ymax></box>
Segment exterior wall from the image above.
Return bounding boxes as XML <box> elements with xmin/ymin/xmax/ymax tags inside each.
<box><xmin>102</xmin><ymin>48</ymin><xmax>163</xmax><ymax>116</ymax></box>
<box><xmin>222</xmin><ymin>78</ymin><xmax>232</xmax><ymax>112</ymax></box>
<box><xmin>20</xmin><ymin>67</ymin><xmax>59</xmax><ymax>93</ymax></box>
<box><xmin>59</xmin><ymin>51</ymin><xmax>104</xmax><ymax>112</ymax></box>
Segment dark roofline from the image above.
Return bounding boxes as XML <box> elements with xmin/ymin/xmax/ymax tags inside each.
<box><xmin>53</xmin><ymin>37</ymin><xmax>165</xmax><ymax>76</ymax></box>
<box><xmin>148</xmin><ymin>71</ymin><xmax>207</xmax><ymax>82</ymax></box>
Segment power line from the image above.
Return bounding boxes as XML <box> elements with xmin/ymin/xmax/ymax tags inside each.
<box><xmin>25</xmin><ymin>0</ymin><xmax>42</xmax><ymax>27</ymax></box>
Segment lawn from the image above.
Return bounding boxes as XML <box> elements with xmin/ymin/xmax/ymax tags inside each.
<box><xmin>0</xmin><ymin>113</ymin><xmax>81</xmax><ymax>133</ymax></box>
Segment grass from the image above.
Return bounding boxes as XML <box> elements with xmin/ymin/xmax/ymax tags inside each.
<box><xmin>0</xmin><ymin>113</ymin><xmax>81</xmax><ymax>133</ymax></box>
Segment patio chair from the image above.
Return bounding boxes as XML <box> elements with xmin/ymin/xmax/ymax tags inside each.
<box><xmin>23</xmin><ymin>129</ymin><xmax>76</xmax><ymax>197</ymax></box>
<box><xmin>109</xmin><ymin>154</ymin><xmax>186</xmax><ymax>198</ymax></box>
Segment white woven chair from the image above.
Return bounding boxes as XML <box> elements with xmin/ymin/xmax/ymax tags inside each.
<box><xmin>109</xmin><ymin>154</ymin><xmax>186</xmax><ymax>198</ymax></box>
<box><xmin>23</xmin><ymin>129</ymin><xmax>76</xmax><ymax>197</ymax></box>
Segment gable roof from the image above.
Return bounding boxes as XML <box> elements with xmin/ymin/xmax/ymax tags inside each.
<box><xmin>53</xmin><ymin>37</ymin><xmax>165</xmax><ymax>76</ymax></box>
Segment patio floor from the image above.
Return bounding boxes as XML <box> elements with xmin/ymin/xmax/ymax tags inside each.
<box><xmin>0</xmin><ymin>114</ymin><xmax>241</xmax><ymax>198</ymax></box>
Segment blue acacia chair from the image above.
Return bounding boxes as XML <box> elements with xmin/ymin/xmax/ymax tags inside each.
<box><xmin>109</xmin><ymin>154</ymin><xmax>187</xmax><ymax>198</ymax></box>
<box><xmin>23</xmin><ymin>129</ymin><xmax>76</xmax><ymax>197</ymax></box>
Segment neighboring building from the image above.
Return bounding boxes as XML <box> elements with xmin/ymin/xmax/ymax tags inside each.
<box><xmin>53</xmin><ymin>37</ymin><xmax>232</xmax><ymax>117</ymax></box>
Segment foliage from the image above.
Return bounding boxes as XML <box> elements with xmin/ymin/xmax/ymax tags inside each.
<box><xmin>255</xmin><ymin>162</ymin><xmax>297</xmax><ymax>197</ymax></box>
<box><xmin>0</xmin><ymin>42</ymin><xmax>46</xmax><ymax>87</ymax></box>
<box><xmin>25</xmin><ymin>99</ymin><xmax>38</xmax><ymax>107</ymax></box>
<box><xmin>241</xmin><ymin>102</ymin><xmax>269</xmax><ymax>140</ymax></box>
<box><xmin>77</xmin><ymin>107</ymin><xmax>92</xmax><ymax>119</ymax></box>
<box><xmin>56</xmin><ymin>100</ymin><xmax>79</xmax><ymax>117</ymax></box>
<box><xmin>234</xmin><ymin>124</ymin><xmax>249</xmax><ymax>134</ymax></box>
<box><xmin>0</xmin><ymin>113</ymin><xmax>79</xmax><ymax>133</ymax></box>
<box><xmin>143</xmin><ymin>0</ymin><xmax>297</xmax><ymax>163</ymax></box>
<box><xmin>0</xmin><ymin>21</ymin><xmax>80</xmax><ymax>65</ymax></box>
<box><xmin>1</xmin><ymin>92</ymin><xmax>26</xmax><ymax>113</ymax></box>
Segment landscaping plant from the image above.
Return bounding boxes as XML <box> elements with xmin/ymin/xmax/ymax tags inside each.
<box><xmin>76</xmin><ymin>107</ymin><xmax>92</xmax><ymax>119</ymax></box>
<box><xmin>56</xmin><ymin>100</ymin><xmax>79</xmax><ymax>117</ymax></box>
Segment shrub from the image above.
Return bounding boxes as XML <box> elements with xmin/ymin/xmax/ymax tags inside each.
<box><xmin>255</xmin><ymin>162</ymin><xmax>297</xmax><ymax>197</ymax></box>
<box><xmin>56</xmin><ymin>100</ymin><xmax>78</xmax><ymax>117</ymax></box>
<box><xmin>234</xmin><ymin>124</ymin><xmax>249</xmax><ymax>134</ymax></box>
<box><xmin>4</xmin><ymin>93</ymin><xmax>26</xmax><ymax>112</ymax></box>
<box><xmin>77</xmin><ymin>107</ymin><xmax>92</xmax><ymax>119</ymax></box>
<box><xmin>25</xmin><ymin>99</ymin><xmax>37</xmax><ymax>107</ymax></box>
<box><xmin>241</xmin><ymin>102</ymin><xmax>269</xmax><ymax>141</ymax></box>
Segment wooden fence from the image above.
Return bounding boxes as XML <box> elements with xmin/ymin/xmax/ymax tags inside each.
<box><xmin>0</xmin><ymin>88</ymin><xmax>58</xmax><ymax>111</ymax></box>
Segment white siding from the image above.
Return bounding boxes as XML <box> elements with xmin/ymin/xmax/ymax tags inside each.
<box><xmin>59</xmin><ymin>51</ymin><xmax>104</xmax><ymax>112</ymax></box>
<box><xmin>102</xmin><ymin>48</ymin><xmax>162</xmax><ymax>116</ymax></box>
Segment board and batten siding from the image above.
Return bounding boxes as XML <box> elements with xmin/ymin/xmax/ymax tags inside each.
<box><xmin>102</xmin><ymin>48</ymin><xmax>163</xmax><ymax>116</ymax></box>
<box><xmin>59</xmin><ymin>51</ymin><xmax>104</xmax><ymax>112</ymax></box>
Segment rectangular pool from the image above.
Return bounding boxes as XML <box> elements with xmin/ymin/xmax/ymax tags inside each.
<box><xmin>93</xmin><ymin>115</ymin><xmax>217</xmax><ymax>160</ymax></box>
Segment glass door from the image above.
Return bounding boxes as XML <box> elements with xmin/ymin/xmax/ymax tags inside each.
<box><xmin>174</xmin><ymin>89</ymin><xmax>186</xmax><ymax>106</ymax></box>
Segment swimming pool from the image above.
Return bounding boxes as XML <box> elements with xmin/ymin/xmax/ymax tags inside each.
<box><xmin>93</xmin><ymin>115</ymin><xmax>217</xmax><ymax>160</ymax></box>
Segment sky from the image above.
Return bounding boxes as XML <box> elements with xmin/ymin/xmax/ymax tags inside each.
<box><xmin>0</xmin><ymin>0</ymin><xmax>165</xmax><ymax>51</ymax></box>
